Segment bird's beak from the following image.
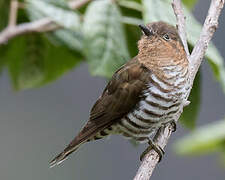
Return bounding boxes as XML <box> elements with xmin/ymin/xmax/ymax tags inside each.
<box><xmin>138</xmin><ymin>24</ymin><xmax>153</xmax><ymax>36</ymax></box>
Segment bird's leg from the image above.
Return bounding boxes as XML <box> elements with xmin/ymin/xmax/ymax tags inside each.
<box><xmin>140</xmin><ymin>138</ymin><xmax>165</xmax><ymax>162</ymax></box>
<box><xmin>170</xmin><ymin>120</ymin><xmax>177</xmax><ymax>132</ymax></box>
<box><xmin>165</xmin><ymin>119</ymin><xmax>177</xmax><ymax>132</ymax></box>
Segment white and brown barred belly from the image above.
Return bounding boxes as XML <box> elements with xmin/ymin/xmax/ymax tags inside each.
<box><xmin>92</xmin><ymin>65</ymin><xmax>189</xmax><ymax>143</ymax></box>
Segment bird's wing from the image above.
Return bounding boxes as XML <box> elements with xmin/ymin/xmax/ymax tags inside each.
<box><xmin>50</xmin><ymin>57</ymin><xmax>151</xmax><ymax>167</ymax></box>
<box><xmin>78</xmin><ymin>57</ymin><xmax>151</xmax><ymax>142</ymax></box>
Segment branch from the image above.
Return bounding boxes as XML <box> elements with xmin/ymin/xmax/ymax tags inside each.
<box><xmin>172</xmin><ymin>0</ymin><xmax>190</xmax><ymax>58</ymax></box>
<box><xmin>0</xmin><ymin>0</ymin><xmax>91</xmax><ymax>45</ymax></box>
<box><xmin>0</xmin><ymin>18</ymin><xmax>52</xmax><ymax>44</ymax></box>
<box><xmin>134</xmin><ymin>125</ymin><xmax>173</xmax><ymax>180</ymax></box>
<box><xmin>134</xmin><ymin>0</ymin><xmax>225</xmax><ymax>179</ymax></box>
<box><xmin>8</xmin><ymin>0</ymin><xmax>18</xmax><ymax>28</ymax></box>
<box><xmin>189</xmin><ymin>0</ymin><xmax>225</xmax><ymax>82</ymax></box>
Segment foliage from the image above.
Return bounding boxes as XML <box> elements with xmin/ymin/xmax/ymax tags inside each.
<box><xmin>182</xmin><ymin>0</ymin><xmax>198</xmax><ymax>9</ymax></box>
<box><xmin>0</xmin><ymin>0</ymin><xmax>9</xmax><ymax>30</ymax></box>
<box><xmin>174</xmin><ymin>119</ymin><xmax>225</xmax><ymax>164</ymax></box>
<box><xmin>6</xmin><ymin>34</ymin><xmax>82</xmax><ymax>90</ymax></box>
<box><xmin>83</xmin><ymin>0</ymin><xmax>130</xmax><ymax>78</ymax></box>
<box><xmin>0</xmin><ymin>0</ymin><xmax>225</xmax><ymax>164</ymax></box>
<box><xmin>0</xmin><ymin>0</ymin><xmax>10</xmax><ymax>73</ymax></box>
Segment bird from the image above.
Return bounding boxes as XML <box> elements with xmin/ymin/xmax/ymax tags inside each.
<box><xmin>50</xmin><ymin>21</ymin><xmax>189</xmax><ymax>168</ymax></box>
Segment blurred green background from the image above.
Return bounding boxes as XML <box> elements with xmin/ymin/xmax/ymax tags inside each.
<box><xmin>0</xmin><ymin>0</ymin><xmax>225</xmax><ymax>179</ymax></box>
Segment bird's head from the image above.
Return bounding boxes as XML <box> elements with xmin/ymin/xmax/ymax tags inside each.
<box><xmin>137</xmin><ymin>21</ymin><xmax>187</xmax><ymax>70</ymax></box>
<box><xmin>138</xmin><ymin>21</ymin><xmax>184</xmax><ymax>57</ymax></box>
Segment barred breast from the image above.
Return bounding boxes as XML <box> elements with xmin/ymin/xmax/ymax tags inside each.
<box><xmin>117</xmin><ymin>65</ymin><xmax>189</xmax><ymax>143</ymax></box>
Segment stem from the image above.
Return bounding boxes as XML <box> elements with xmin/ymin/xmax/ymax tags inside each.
<box><xmin>8</xmin><ymin>0</ymin><xmax>18</xmax><ymax>27</ymax></box>
<box><xmin>0</xmin><ymin>0</ymin><xmax>91</xmax><ymax>45</ymax></box>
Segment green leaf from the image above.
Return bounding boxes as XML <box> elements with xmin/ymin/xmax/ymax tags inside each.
<box><xmin>180</xmin><ymin>71</ymin><xmax>201</xmax><ymax>129</ymax></box>
<box><xmin>182</xmin><ymin>0</ymin><xmax>198</xmax><ymax>9</ymax></box>
<box><xmin>26</xmin><ymin>0</ymin><xmax>83</xmax><ymax>52</ymax></box>
<box><xmin>6</xmin><ymin>34</ymin><xmax>82</xmax><ymax>90</ymax></box>
<box><xmin>174</xmin><ymin>119</ymin><xmax>225</xmax><ymax>155</ymax></box>
<box><xmin>83</xmin><ymin>0</ymin><xmax>130</xmax><ymax>78</ymax></box>
<box><xmin>119</xmin><ymin>0</ymin><xmax>143</xmax><ymax>20</ymax></box>
<box><xmin>121</xmin><ymin>16</ymin><xmax>143</xmax><ymax>26</ymax></box>
<box><xmin>41</xmin><ymin>36</ymin><xmax>83</xmax><ymax>85</ymax></box>
<box><xmin>26</xmin><ymin>0</ymin><xmax>80</xmax><ymax>30</ymax></box>
<box><xmin>0</xmin><ymin>0</ymin><xmax>10</xmax><ymax>73</ymax></box>
<box><xmin>49</xmin><ymin>29</ymin><xmax>83</xmax><ymax>51</ymax></box>
<box><xmin>124</xmin><ymin>24</ymin><xmax>141</xmax><ymax>57</ymax></box>
<box><xmin>0</xmin><ymin>0</ymin><xmax>9</xmax><ymax>30</ymax></box>
<box><xmin>118</xmin><ymin>0</ymin><xmax>143</xmax><ymax>11</ymax></box>
<box><xmin>0</xmin><ymin>45</ymin><xmax>8</xmax><ymax>73</ymax></box>
<box><xmin>142</xmin><ymin>0</ymin><xmax>225</xmax><ymax>94</ymax></box>
<box><xmin>221</xmin><ymin>146</ymin><xmax>225</xmax><ymax>166</ymax></box>
<box><xmin>7</xmin><ymin>35</ymin><xmax>45</xmax><ymax>90</ymax></box>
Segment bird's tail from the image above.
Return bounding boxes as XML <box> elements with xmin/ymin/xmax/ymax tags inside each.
<box><xmin>49</xmin><ymin>140</ymin><xmax>83</xmax><ymax>168</ymax></box>
<box><xmin>49</xmin><ymin>120</ymin><xmax>111</xmax><ymax>168</ymax></box>
<box><xmin>49</xmin><ymin>126</ymin><xmax>90</xmax><ymax>168</ymax></box>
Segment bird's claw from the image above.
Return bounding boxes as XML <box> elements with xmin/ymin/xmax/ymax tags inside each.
<box><xmin>170</xmin><ymin>120</ymin><xmax>177</xmax><ymax>132</ymax></box>
<box><xmin>140</xmin><ymin>138</ymin><xmax>165</xmax><ymax>162</ymax></box>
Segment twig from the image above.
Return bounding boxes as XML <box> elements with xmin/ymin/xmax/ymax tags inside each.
<box><xmin>134</xmin><ymin>125</ymin><xmax>173</xmax><ymax>180</ymax></box>
<box><xmin>0</xmin><ymin>18</ymin><xmax>52</xmax><ymax>44</ymax></box>
<box><xmin>18</xmin><ymin>2</ymin><xmax>26</xmax><ymax>9</ymax></box>
<box><xmin>0</xmin><ymin>0</ymin><xmax>91</xmax><ymax>45</ymax></box>
<box><xmin>189</xmin><ymin>0</ymin><xmax>225</xmax><ymax>82</ymax></box>
<box><xmin>134</xmin><ymin>0</ymin><xmax>225</xmax><ymax>179</ymax></box>
<box><xmin>172</xmin><ymin>0</ymin><xmax>190</xmax><ymax>58</ymax></box>
<box><xmin>8</xmin><ymin>0</ymin><xmax>18</xmax><ymax>27</ymax></box>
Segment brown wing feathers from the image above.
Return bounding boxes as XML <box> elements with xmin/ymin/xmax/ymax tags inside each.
<box><xmin>50</xmin><ymin>57</ymin><xmax>151</xmax><ymax>167</ymax></box>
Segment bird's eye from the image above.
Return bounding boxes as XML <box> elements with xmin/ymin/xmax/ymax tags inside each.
<box><xmin>163</xmin><ymin>34</ymin><xmax>170</xmax><ymax>41</ymax></box>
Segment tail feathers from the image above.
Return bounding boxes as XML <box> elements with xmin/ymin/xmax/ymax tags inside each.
<box><xmin>50</xmin><ymin>120</ymin><xmax>112</xmax><ymax>168</ymax></box>
<box><xmin>49</xmin><ymin>145</ymin><xmax>80</xmax><ymax>168</ymax></box>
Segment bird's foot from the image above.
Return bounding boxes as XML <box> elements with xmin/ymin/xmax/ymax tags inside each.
<box><xmin>140</xmin><ymin>138</ymin><xmax>165</xmax><ymax>162</ymax></box>
<box><xmin>170</xmin><ymin>120</ymin><xmax>177</xmax><ymax>132</ymax></box>
<box><xmin>162</xmin><ymin>120</ymin><xmax>177</xmax><ymax>132</ymax></box>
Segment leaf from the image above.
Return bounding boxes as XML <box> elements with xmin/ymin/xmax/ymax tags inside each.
<box><xmin>0</xmin><ymin>46</ymin><xmax>8</xmax><ymax>74</ymax></box>
<box><xmin>118</xmin><ymin>0</ymin><xmax>143</xmax><ymax>11</ymax></box>
<box><xmin>121</xmin><ymin>16</ymin><xmax>143</xmax><ymax>26</ymax></box>
<box><xmin>49</xmin><ymin>29</ymin><xmax>83</xmax><ymax>51</ymax></box>
<box><xmin>174</xmin><ymin>119</ymin><xmax>225</xmax><ymax>155</ymax></box>
<box><xmin>119</xmin><ymin>0</ymin><xmax>143</xmax><ymax>20</ymax></box>
<box><xmin>26</xmin><ymin>0</ymin><xmax>80</xmax><ymax>30</ymax></box>
<box><xmin>41</xmin><ymin>36</ymin><xmax>83</xmax><ymax>85</ymax></box>
<box><xmin>0</xmin><ymin>0</ymin><xmax>10</xmax><ymax>73</ymax></box>
<box><xmin>83</xmin><ymin>0</ymin><xmax>130</xmax><ymax>78</ymax></box>
<box><xmin>124</xmin><ymin>24</ymin><xmax>141</xmax><ymax>57</ymax></box>
<box><xmin>6</xmin><ymin>34</ymin><xmax>82</xmax><ymax>90</ymax></box>
<box><xmin>26</xmin><ymin>0</ymin><xmax>83</xmax><ymax>52</ymax></box>
<box><xmin>142</xmin><ymin>0</ymin><xmax>225</xmax><ymax>94</ymax></box>
<box><xmin>180</xmin><ymin>71</ymin><xmax>201</xmax><ymax>129</ymax></box>
<box><xmin>221</xmin><ymin>146</ymin><xmax>225</xmax><ymax>166</ymax></box>
<box><xmin>0</xmin><ymin>0</ymin><xmax>9</xmax><ymax>30</ymax></box>
<box><xmin>182</xmin><ymin>0</ymin><xmax>198</xmax><ymax>9</ymax></box>
<box><xmin>7</xmin><ymin>35</ymin><xmax>45</xmax><ymax>90</ymax></box>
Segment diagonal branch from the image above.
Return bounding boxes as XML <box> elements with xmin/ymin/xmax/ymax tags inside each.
<box><xmin>8</xmin><ymin>0</ymin><xmax>19</xmax><ymax>28</ymax></box>
<box><xmin>189</xmin><ymin>0</ymin><xmax>225</xmax><ymax>82</ymax></box>
<box><xmin>172</xmin><ymin>0</ymin><xmax>190</xmax><ymax>58</ymax></box>
<box><xmin>133</xmin><ymin>0</ymin><xmax>225</xmax><ymax>179</ymax></box>
<box><xmin>0</xmin><ymin>0</ymin><xmax>91</xmax><ymax>45</ymax></box>
<box><xmin>0</xmin><ymin>18</ymin><xmax>53</xmax><ymax>44</ymax></box>
<box><xmin>134</xmin><ymin>125</ymin><xmax>173</xmax><ymax>180</ymax></box>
